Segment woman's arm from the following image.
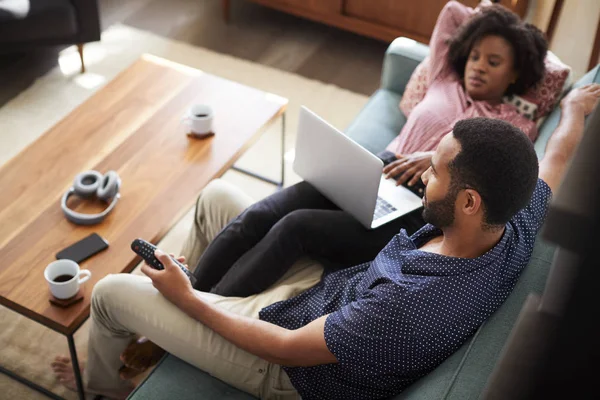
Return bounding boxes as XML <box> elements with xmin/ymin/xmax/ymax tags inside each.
<box><xmin>429</xmin><ymin>1</ymin><xmax>477</xmax><ymax>83</ymax></box>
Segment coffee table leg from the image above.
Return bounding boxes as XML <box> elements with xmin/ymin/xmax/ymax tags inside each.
<box><xmin>0</xmin><ymin>363</ymin><xmax>64</xmax><ymax>399</ymax></box>
<box><xmin>67</xmin><ymin>334</ymin><xmax>85</xmax><ymax>400</ymax></box>
<box><xmin>280</xmin><ymin>112</ymin><xmax>286</xmax><ymax>187</ymax></box>
<box><xmin>231</xmin><ymin>112</ymin><xmax>286</xmax><ymax>189</ymax></box>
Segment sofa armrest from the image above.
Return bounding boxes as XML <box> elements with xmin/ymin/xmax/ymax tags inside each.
<box><xmin>70</xmin><ymin>0</ymin><xmax>101</xmax><ymax>43</ymax></box>
<box><xmin>381</xmin><ymin>38</ymin><xmax>430</xmax><ymax>96</ymax></box>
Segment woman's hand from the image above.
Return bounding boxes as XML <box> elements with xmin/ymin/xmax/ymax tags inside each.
<box><xmin>383</xmin><ymin>151</ymin><xmax>433</xmax><ymax>186</ymax></box>
<box><xmin>476</xmin><ymin>0</ymin><xmax>494</xmax><ymax>11</ymax></box>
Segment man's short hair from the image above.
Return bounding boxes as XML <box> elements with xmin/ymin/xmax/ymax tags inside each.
<box><xmin>450</xmin><ymin>118</ymin><xmax>539</xmax><ymax>227</ymax></box>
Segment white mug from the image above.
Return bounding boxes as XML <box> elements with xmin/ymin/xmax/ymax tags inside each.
<box><xmin>182</xmin><ymin>104</ymin><xmax>214</xmax><ymax>136</ymax></box>
<box><xmin>44</xmin><ymin>259</ymin><xmax>91</xmax><ymax>300</ymax></box>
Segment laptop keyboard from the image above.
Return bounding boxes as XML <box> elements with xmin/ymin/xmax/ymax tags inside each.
<box><xmin>373</xmin><ymin>197</ymin><xmax>397</xmax><ymax>220</ymax></box>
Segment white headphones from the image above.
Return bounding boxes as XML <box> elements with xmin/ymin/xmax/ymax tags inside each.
<box><xmin>61</xmin><ymin>170</ymin><xmax>121</xmax><ymax>225</ymax></box>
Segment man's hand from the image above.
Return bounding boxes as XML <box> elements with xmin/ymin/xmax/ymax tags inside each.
<box><xmin>539</xmin><ymin>83</ymin><xmax>600</xmax><ymax>192</ymax></box>
<box><xmin>383</xmin><ymin>151</ymin><xmax>433</xmax><ymax>186</ymax></box>
<box><xmin>561</xmin><ymin>83</ymin><xmax>600</xmax><ymax>116</ymax></box>
<box><xmin>141</xmin><ymin>251</ymin><xmax>194</xmax><ymax>307</ymax></box>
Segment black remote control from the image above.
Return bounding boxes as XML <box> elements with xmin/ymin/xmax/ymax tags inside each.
<box><xmin>131</xmin><ymin>239</ymin><xmax>197</xmax><ymax>286</ymax></box>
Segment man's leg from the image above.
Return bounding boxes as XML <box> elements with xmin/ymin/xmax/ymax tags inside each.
<box><xmin>84</xmin><ymin>266</ymin><xmax>322</xmax><ymax>399</ymax></box>
<box><xmin>191</xmin><ymin>181</ymin><xmax>335</xmax><ymax>292</ymax></box>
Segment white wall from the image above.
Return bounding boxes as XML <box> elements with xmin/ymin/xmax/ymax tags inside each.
<box><xmin>526</xmin><ymin>0</ymin><xmax>600</xmax><ymax>79</ymax></box>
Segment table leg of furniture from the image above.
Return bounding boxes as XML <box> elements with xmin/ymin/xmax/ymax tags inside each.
<box><xmin>0</xmin><ymin>363</ymin><xmax>64</xmax><ymax>400</ymax></box>
<box><xmin>67</xmin><ymin>334</ymin><xmax>85</xmax><ymax>400</ymax></box>
<box><xmin>232</xmin><ymin>112</ymin><xmax>286</xmax><ymax>189</ymax></box>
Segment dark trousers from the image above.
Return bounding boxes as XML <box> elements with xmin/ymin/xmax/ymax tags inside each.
<box><xmin>191</xmin><ymin>181</ymin><xmax>425</xmax><ymax>297</ymax></box>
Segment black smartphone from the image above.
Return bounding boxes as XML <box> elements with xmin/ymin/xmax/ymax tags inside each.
<box><xmin>56</xmin><ymin>233</ymin><xmax>109</xmax><ymax>263</ymax></box>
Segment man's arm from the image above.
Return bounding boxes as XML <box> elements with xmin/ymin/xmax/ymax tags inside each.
<box><xmin>141</xmin><ymin>251</ymin><xmax>338</xmax><ymax>368</ymax></box>
<box><xmin>539</xmin><ymin>84</ymin><xmax>600</xmax><ymax>192</ymax></box>
<box><xmin>180</xmin><ymin>293</ymin><xmax>336</xmax><ymax>367</ymax></box>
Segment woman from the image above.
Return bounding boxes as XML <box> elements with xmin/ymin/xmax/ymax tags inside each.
<box><xmin>191</xmin><ymin>1</ymin><xmax>549</xmax><ymax>297</ymax></box>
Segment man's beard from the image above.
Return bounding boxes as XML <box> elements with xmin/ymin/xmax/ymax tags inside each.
<box><xmin>422</xmin><ymin>187</ymin><xmax>458</xmax><ymax>229</ymax></box>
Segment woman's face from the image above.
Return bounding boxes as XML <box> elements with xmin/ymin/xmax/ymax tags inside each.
<box><xmin>464</xmin><ymin>35</ymin><xmax>518</xmax><ymax>103</ymax></box>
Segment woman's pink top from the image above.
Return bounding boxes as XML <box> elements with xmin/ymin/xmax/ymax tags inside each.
<box><xmin>386</xmin><ymin>1</ymin><xmax>537</xmax><ymax>155</ymax></box>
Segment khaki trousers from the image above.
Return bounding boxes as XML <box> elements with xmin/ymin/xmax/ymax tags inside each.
<box><xmin>85</xmin><ymin>180</ymin><xmax>324</xmax><ymax>399</ymax></box>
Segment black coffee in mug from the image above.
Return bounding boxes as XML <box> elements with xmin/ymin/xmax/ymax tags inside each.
<box><xmin>53</xmin><ymin>274</ymin><xmax>74</xmax><ymax>283</ymax></box>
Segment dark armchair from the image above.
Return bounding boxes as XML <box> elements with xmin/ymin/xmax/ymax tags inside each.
<box><xmin>0</xmin><ymin>0</ymin><xmax>101</xmax><ymax>73</ymax></box>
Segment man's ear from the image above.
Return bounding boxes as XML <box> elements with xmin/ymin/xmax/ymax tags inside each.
<box><xmin>462</xmin><ymin>189</ymin><xmax>482</xmax><ymax>216</ymax></box>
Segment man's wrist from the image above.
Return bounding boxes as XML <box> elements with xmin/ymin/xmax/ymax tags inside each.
<box><xmin>561</xmin><ymin>99</ymin><xmax>585</xmax><ymax>116</ymax></box>
<box><xmin>177</xmin><ymin>289</ymin><xmax>201</xmax><ymax>315</ymax></box>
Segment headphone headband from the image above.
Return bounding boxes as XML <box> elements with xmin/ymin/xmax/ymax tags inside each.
<box><xmin>61</xmin><ymin>170</ymin><xmax>121</xmax><ymax>225</ymax></box>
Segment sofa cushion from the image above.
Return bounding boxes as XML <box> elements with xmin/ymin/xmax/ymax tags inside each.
<box><xmin>128</xmin><ymin>354</ymin><xmax>257</xmax><ymax>400</ymax></box>
<box><xmin>0</xmin><ymin>0</ymin><xmax>77</xmax><ymax>44</ymax></box>
<box><xmin>344</xmin><ymin>88</ymin><xmax>407</xmax><ymax>155</ymax></box>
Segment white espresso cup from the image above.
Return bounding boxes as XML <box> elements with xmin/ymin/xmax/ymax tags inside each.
<box><xmin>182</xmin><ymin>104</ymin><xmax>214</xmax><ymax>136</ymax></box>
<box><xmin>44</xmin><ymin>259</ymin><xmax>91</xmax><ymax>299</ymax></box>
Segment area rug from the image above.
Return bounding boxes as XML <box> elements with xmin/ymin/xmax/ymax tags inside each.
<box><xmin>0</xmin><ymin>24</ymin><xmax>369</xmax><ymax>399</ymax></box>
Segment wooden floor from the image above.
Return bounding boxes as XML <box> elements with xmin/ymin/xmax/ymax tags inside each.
<box><xmin>0</xmin><ymin>0</ymin><xmax>388</xmax><ymax>108</ymax></box>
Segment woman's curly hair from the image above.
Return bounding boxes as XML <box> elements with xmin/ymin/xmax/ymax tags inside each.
<box><xmin>448</xmin><ymin>5</ymin><xmax>548</xmax><ymax>95</ymax></box>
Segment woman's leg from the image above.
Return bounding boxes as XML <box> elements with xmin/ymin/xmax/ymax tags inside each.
<box><xmin>212</xmin><ymin>208</ymin><xmax>426</xmax><ymax>297</ymax></box>
<box><xmin>179</xmin><ymin>180</ymin><xmax>255</xmax><ymax>268</ymax></box>
<box><xmin>192</xmin><ymin>181</ymin><xmax>336</xmax><ymax>292</ymax></box>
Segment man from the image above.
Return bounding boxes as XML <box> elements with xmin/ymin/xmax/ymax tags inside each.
<box><xmin>52</xmin><ymin>84</ymin><xmax>600</xmax><ymax>400</ymax></box>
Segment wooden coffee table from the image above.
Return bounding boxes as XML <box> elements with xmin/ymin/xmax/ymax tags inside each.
<box><xmin>0</xmin><ymin>54</ymin><xmax>287</xmax><ymax>400</ymax></box>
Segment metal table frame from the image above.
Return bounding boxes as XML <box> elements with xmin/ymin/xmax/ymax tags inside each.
<box><xmin>232</xmin><ymin>112</ymin><xmax>286</xmax><ymax>189</ymax></box>
<box><xmin>0</xmin><ymin>113</ymin><xmax>286</xmax><ymax>400</ymax></box>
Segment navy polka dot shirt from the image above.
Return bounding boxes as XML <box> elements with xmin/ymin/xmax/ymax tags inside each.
<box><xmin>259</xmin><ymin>179</ymin><xmax>552</xmax><ymax>400</ymax></box>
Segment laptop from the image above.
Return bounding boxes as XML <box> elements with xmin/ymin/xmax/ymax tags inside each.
<box><xmin>293</xmin><ymin>106</ymin><xmax>424</xmax><ymax>229</ymax></box>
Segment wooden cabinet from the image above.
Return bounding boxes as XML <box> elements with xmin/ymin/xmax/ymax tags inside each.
<box><xmin>270</xmin><ymin>0</ymin><xmax>343</xmax><ymax>15</ymax></box>
<box><xmin>344</xmin><ymin>0</ymin><xmax>480</xmax><ymax>43</ymax></box>
<box><xmin>229</xmin><ymin>0</ymin><xmax>530</xmax><ymax>44</ymax></box>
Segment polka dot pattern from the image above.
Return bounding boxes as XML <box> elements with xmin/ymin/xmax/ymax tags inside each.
<box><xmin>260</xmin><ymin>179</ymin><xmax>552</xmax><ymax>399</ymax></box>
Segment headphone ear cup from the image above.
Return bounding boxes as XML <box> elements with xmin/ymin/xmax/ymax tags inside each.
<box><xmin>97</xmin><ymin>170</ymin><xmax>121</xmax><ymax>201</ymax></box>
<box><xmin>73</xmin><ymin>170</ymin><xmax>103</xmax><ymax>198</ymax></box>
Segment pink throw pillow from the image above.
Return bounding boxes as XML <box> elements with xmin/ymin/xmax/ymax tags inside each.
<box><xmin>399</xmin><ymin>55</ymin><xmax>571</xmax><ymax>121</ymax></box>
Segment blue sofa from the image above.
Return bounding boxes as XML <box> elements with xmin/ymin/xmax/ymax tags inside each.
<box><xmin>129</xmin><ymin>39</ymin><xmax>600</xmax><ymax>400</ymax></box>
